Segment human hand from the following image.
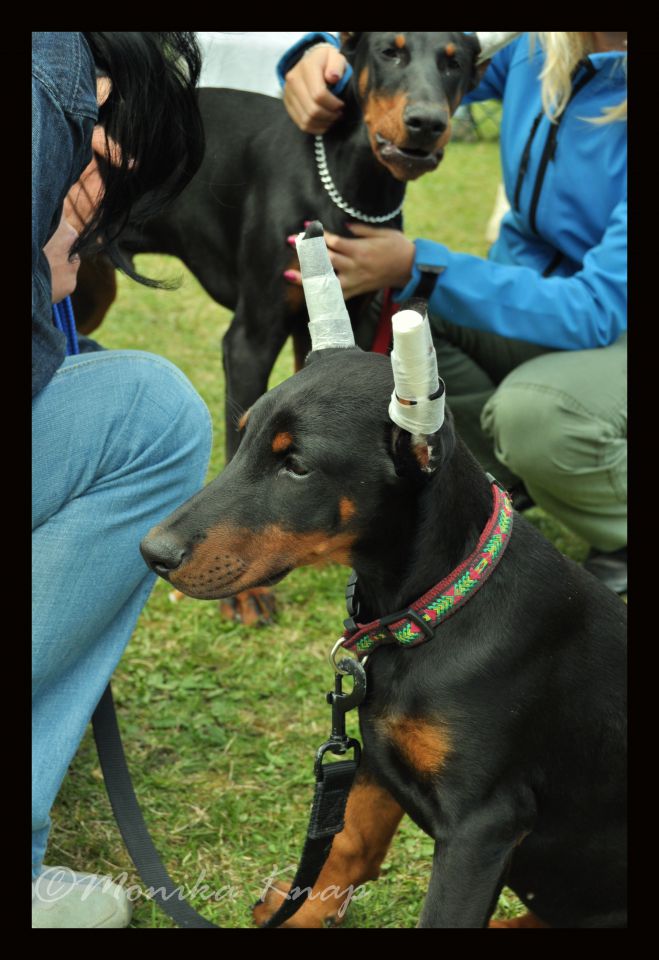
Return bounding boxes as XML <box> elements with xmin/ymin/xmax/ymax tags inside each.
<box><xmin>285</xmin><ymin>223</ymin><xmax>415</xmax><ymax>300</ymax></box>
<box><xmin>283</xmin><ymin>44</ymin><xmax>347</xmax><ymax>134</ymax></box>
<box><xmin>43</xmin><ymin>211</ymin><xmax>80</xmax><ymax>303</ymax></box>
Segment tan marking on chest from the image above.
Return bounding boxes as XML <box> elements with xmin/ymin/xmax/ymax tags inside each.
<box><xmin>376</xmin><ymin>714</ymin><xmax>452</xmax><ymax>776</ymax></box>
<box><xmin>339</xmin><ymin>497</ymin><xmax>356</xmax><ymax>524</ymax></box>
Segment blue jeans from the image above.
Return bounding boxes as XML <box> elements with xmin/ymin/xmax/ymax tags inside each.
<box><xmin>32</xmin><ymin>350</ymin><xmax>212</xmax><ymax>878</ymax></box>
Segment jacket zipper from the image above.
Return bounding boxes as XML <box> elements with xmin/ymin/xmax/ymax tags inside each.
<box><xmin>528</xmin><ymin>58</ymin><xmax>597</xmax><ymax>235</ymax></box>
<box><xmin>513</xmin><ymin>111</ymin><xmax>543</xmax><ymax>211</ymax></box>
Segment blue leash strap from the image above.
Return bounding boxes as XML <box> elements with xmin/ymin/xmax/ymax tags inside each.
<box><xmin>52</xmin><ymin>295</ymin><xmax>79</xmax><ymax>356</ymax></box>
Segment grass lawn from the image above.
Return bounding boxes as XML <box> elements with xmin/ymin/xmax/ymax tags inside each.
<box><xmin>49</xmin><ymin>130</ymin><xmax>590</xmax><ymax>928</ymax></box>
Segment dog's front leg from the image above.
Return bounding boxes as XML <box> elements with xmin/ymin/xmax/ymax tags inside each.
<box><xmin>417</xmin><ymin>811</ymin><xmax>521</xmax><ymax>928</ymax></box>
<box><xmin>253</xmin><ymin>771</ymin><xmax>404</xmax><ymax>927</ymax></box>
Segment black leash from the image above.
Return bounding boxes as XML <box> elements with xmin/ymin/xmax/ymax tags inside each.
<box><xmin>92</xmin><ymin>655</ymin><xmax>365</xmax><ymax>928</ymax></box>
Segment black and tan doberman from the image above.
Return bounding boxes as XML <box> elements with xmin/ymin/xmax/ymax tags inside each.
<box><xmin>140</xmin><ymin>296</ymin><xmax>627</xmax><ymax>928</ymax></box>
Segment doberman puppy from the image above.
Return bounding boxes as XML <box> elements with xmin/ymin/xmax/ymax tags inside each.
<box><xmin>140</xmin><ymin>303</ymin><xmax>627</xmax><ymax>929</ymax></box>
<box><xmin>73</xmin><ymin>32</ymin><xmax>491</xmax><ymax>461</ymax></box>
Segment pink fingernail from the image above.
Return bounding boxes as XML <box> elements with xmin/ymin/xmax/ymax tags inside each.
<box><xmin>283</xmin><ymin>270</ymin><xmax>298</xmax><ymax>280</ymax></box>
<box><xmin>303</xmin><ymin>220</ymin><xmax>312</xmax><ymax>227</ymax></box>
<box><xmin>286</xmin><ymin>235</ymin><xmax>297</xmax><ymax>246</ymax></box>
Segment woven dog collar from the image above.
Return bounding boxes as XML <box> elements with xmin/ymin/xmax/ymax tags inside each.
<box><xmin>342</xmin><ymin>481</ymin><xmax>513</xmax><ymax>659</ymax></box>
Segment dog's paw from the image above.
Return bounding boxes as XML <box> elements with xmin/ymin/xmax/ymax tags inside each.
<box><xmin>252</xmin><ymin>881</ymin><xmax>292</xmax><ymax>927</ymax></box>
<box><xmin>488</xmin><ymin>911</ymin><xmax>548</xmax><ymax>928</ymax></box>
<box><xmin>218</xmin><ymin>588</ymin><xmax>277</xmax><ymax>626</ymax></box>
<box><xmin>252</xmin><ymin>880</ymin><xmax>344</xmax><ymax>928</ymax></box>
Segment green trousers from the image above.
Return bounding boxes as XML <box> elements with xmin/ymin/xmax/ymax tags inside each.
<box><xmin>429</xmin><ymin>317</ymin><xmax>627</xmax><ymax>552</ymax></box>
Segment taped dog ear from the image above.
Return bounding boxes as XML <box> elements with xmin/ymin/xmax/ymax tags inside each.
<box><xmin>474</xmin><ymin>32</ymin><xmax>522</xmax><ymax>64</ymax></box>
<box><xmin>464</xmin><ymin>31</ymin><xmax>522</xmax><ymax>89</ymax></box>
<box><xmin>296</xmin><ymin>221</ymin><xmax>356</xmax><ymax>351</ymax></box>
<box><xmin>389</xmin><ymin>409</ymin><xmax>455</xmax><ymax>479</ymax></box>
<box><xmin>388</xmin><ymin>301</ymin><xmax>447</xmax><ymax>475</ymax></box>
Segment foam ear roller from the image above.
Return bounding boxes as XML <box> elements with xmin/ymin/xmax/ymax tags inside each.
<box><xmin>389</xmin><ymin>308</ymin><xmax>445</xmax><ymax>436</ymax></box>
<box><xmin>296</xmin><ymin>221</ymin><xmax>355</xmax><ymax>351</ymax></box>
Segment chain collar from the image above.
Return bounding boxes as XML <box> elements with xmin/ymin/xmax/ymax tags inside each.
<box><xmin>313</xmin><ymin>135</ymin><xmax>404</xmax><ymax>224</ymax></box>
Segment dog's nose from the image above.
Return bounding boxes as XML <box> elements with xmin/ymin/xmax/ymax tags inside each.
<box><xmin>403</xmin><ymin>104</ymin><xmax>447</xmax><ymax>142</ymax></box>
<box><xmin>140</xmin><ymin>531</ymin><xmax>189</xmax><ymax>578</ymax></box>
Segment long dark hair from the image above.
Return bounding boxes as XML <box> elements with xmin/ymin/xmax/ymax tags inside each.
<box><xmin>73</xmin><ymin>32</ymin><xmax>205</xmax><ymax>286</ymax></box>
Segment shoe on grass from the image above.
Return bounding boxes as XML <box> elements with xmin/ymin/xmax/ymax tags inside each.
<box><xmin>582</xmin><ymin>546</ymin><xmax>627</xmax><ymax>596</ymax></box>
<box><xmin>32</xmin><ymin>865</ymin><xmax>133</xmax><ymax>928</ymax></box>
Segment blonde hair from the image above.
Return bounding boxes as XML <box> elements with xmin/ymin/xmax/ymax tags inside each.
<box><xmin>534</xmin><ymin>32</ymin><xmax>627</xmax><ymax>125</ymax></box>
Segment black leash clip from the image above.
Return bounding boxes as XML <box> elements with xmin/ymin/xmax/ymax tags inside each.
<box><xmin>314</xmin><ymin>649</ymin><xmax>366</xmax><ymax>780</ymax></box>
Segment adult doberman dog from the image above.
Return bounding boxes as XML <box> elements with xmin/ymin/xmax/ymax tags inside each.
<box><xmin>74</xmin><ymin>31</ymin><xmax>515</xmax><ymax>464</ymax></box>
<box><xmin>140</xmin><ymin>285</ymin><xmax>627</xmax><ymax>928</ymax></box>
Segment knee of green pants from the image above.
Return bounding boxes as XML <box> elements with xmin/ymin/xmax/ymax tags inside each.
<box><xmin>482</xmin><ymin>381</ymin><xmax>627</xmax><ymax>550</ymax></box>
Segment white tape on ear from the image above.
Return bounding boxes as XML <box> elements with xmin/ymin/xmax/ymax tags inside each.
<box><xmin>474</xmin><ymin>32</ymin><xmax>522</xmax><ymax>64</ymax></box>
<box><xmin>388</xmin><ymin>309</ymin><xmax>445</xmax><ymax>435</ymax></box>
<box><xmin>296</xmin><ymin>233</ymin><xmax>355</xmax><ymax>350</ymax></box>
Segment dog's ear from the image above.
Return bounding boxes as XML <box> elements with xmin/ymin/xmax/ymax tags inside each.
<box><xmin>388</xmin><ymin>300</ymin><xmax>448</xmax><ymax>476</ymax></box>
<box><xmin>296</xmin><ymin>221</ymin><xmax>356</xmax><ymax>352</ymax></box>
<box><xmin>339</xmin><ymin>32</ymin><xmax>363</xmax><ymax>58</ymax></box>
<box><xmin>463</xmin><ymin>32</ymin><xmax>521</xmax><ymax>91</ymax></box>
<box><xmin>461</xmin><ymin>33</ymin><xmax>488</xmax><ymax>91</ymax></box>
<box><xmin>390</xmin><ymin>410</ymin><xmax>455</xmax><ymax>479</ymax></box>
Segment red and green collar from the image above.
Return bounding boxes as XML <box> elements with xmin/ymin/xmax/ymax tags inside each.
<box><xmin>341</xmin><ymin>480</ymin><xmax>514</xmax><ymax>660</ymax></box>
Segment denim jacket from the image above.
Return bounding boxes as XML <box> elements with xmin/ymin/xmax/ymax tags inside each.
<box><xmin>32</xmin><ymin>32</ymin><xmax>97</xmax><ymax>397</ymax></box>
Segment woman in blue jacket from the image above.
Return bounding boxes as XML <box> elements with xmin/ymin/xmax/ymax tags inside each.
<box><xmin>280</xmin><ymin>32</ymin><xmax>627</xmax><ymax>593</ymax></box>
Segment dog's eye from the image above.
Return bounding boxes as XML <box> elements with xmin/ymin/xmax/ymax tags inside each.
<box><xmin>281</xmin><ymin>457</ymin><xmax>310</xmax><ymax>478</ymax></box>
<box><xmin>439</xmin><ymin>56</ymin><xmax>461</xmax><ymax>73</ymax></box>
<box><xmin>381</xmin><ymin>46</ymin><xmax>409</xmax><ymax>66</ymax></box>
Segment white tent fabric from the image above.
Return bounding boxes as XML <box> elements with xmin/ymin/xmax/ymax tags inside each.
<box><xmin>197</xmin><ymin>32</ymin><xmax>314</xmax><ymax>98</ymax></box>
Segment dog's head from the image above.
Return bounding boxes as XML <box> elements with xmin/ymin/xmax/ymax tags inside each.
<box><xmin>340</xmin><ymin>31</ymin><xmax>518</xmax><ymax>182</ymax></box>
<box><xmin>140</xmin><ymin>318</ymin><xmax>453</xmax><ymax>600</ymax></box>
<box><xmin>141</xmin><ymin>225</ymin><xmax>454</xmax><ymax>599</ymax></box>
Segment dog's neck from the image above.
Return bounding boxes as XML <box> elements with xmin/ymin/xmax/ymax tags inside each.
<box><xmin>351</xmin><ymin>440</ymin><xmax>494</xmax><ymax>623</ymax></box>
<box><xmin>320</xmin><ymin>93</ymin><xmax>406</xmax><ymax>220</ymax></box>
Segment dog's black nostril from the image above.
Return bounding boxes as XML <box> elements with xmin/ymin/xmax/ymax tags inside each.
<box><xmin>140</xmin><ymin>533</ymin><xmax>188</xmax><ymax>578</ymax></box>
<box><xmin>404</xmin><ymin>107</ymin><xmax>447</xmax><ymax>140</ymax></box>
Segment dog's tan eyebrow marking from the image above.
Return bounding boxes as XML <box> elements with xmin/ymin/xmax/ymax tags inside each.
<box><xmin>238</xmin><ymin>409</ymin><xmax>251</xmax><ymax>431</ymax></box>
<box><xmin>445</xmin><ymin>42</ymin><xmax>456</xmax><ymax>57</ymax></box>
<box><xmin>272</xmin><ymin>431</ymin><xmax>293</xmax><ymax>454</ymax></box>
<box><xmin>394</xmin><ymin>34</ymin><xmax>406</xmax><ymax>49</ymax></box>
